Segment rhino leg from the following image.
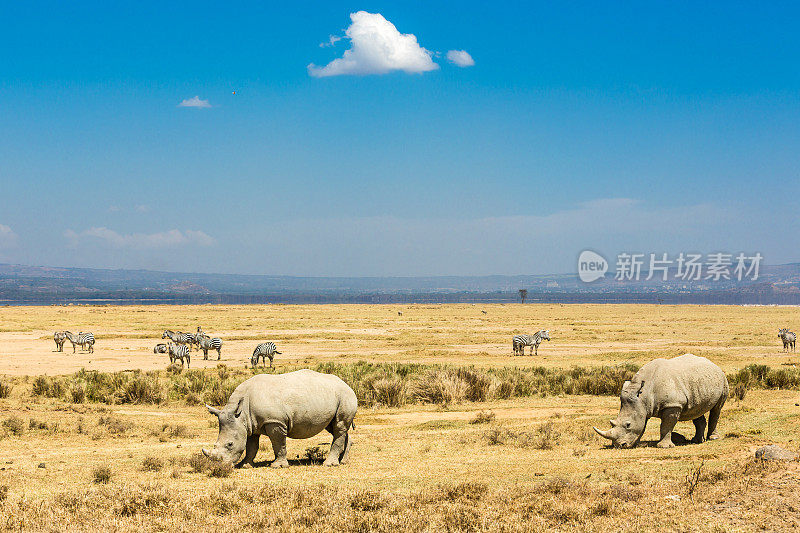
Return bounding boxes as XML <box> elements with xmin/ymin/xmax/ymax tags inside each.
<box><xmin>339</xmin><ymin>432</ymin><xmax>352</xmax><ymax>465</ymax></box>
<box><xmin>657</xmin><ymin>407</ymin><xmax>680</xmax><ymax>448</ymax></box>
<box><xmin>707</xmin><ymin>397</ymin><xmax>725</xmax><ymax>440</ymax></box>
<box><xmin>236</xmin><ymin>434</ymin><xmax>260</xmax><ymax>469</ymax></box>
<box><xmin>692</xmin><ymin>415</ymin><xmax>707</xmax><ymax>444</ymax></box>
<box><xmin>265</xmin><ymin>423</ymin><xmax>289</xmax><ymax>468</ymax></box>
<box><xmin>323</xmin><ymin>415</ymin><xmax>353</xmax><ymax>467</ymax></box>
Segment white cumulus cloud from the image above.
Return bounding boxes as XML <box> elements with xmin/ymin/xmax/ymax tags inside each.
<box><xmin>0</xmin><ymin>224</ymin><xmax>18</xmax><ymax>248</ymax></box>
<box><xmin>178</xmin><ymin>96</ymin><xmax>211</xmax><ymax>108</ymax></box>
<box><xmin>446</xmin><ymin>49</ymin><xmax>475</xmax><ymax>67</ymax></box>
<box><xmin>64</xmin><ymin>228</ymin><xmax>216</xmax><ymax>249</ymax></box>
<box><xmin>308</xmin><ymin>11</ymin><xmax>438</xmax><ymax>77</ymax></box>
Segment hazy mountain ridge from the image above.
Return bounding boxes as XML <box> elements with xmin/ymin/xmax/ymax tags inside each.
<box><xmin>1</xmin><ymin>263</ymin><xmax>799</xmax><ymax>304</ymax></box>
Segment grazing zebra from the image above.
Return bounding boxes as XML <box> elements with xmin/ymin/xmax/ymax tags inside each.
<box><xmin>153</xmin><ymin>343</ymin><xmax>169</xmax><ymax>354</ymax></box>
<box><xmin>168</xmin><ymin>343</ymin><xmax>190</xmax><ymax>367</ymax></box>
<box><xmin>64</xmin><ymin>331</ymin><xmax>95</xmax><ymax>353</ymax></box>
<box><xmin>778</xmin><ymin>328</ymin><xmax>796</xmax><ymax>352</ymax></box>
<box><xmin>252</xmin><ymin>342</ymin><xmax>281</xmax><ymax>368</ymax></box>
<box><xmin>198</xmin><ymin>337</ymin><xmax>223</xmax><ymax>360</ymax></box>
<box><xmin>162</xmin><ymin>330</ymin><xmax>193</xmax><ymax>348</ymax></box>
<box><xmin>53</xmin><ymin>331</ymin><xmax>67</xmax><ymax>352</ymax></box>
<box><xmin>512</xmin><ymin>330</ymin><xmax>551</xmax><ymax>356</ymax></box>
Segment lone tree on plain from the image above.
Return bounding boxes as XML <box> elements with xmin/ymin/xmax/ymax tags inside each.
<box><xmin>519</xmin><ymin>289</ymin><xmax>528</xmax><ymax>304</ymax></box>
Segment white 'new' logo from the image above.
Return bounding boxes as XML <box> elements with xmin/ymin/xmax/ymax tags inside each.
<box><xmin>578</xmin><ymin>250</ymin><xmax>608</xmax><ymax>283</ymax></box>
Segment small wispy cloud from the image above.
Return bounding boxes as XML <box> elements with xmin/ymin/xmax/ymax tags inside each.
<box><xmin>446</xmin><ymin>50</ymin><xmax>475</xmax><ymax>67</ymax></box>
<box><xmin>178</xmin><ymin>96</ymin><xmax>212</xmax><ymax>108</ymax></box>
<box><xmin>0</xmin><ymin>224</ymin><xmax>18</xmax><ymax>248</ymax></box>
<box><xmin>64</xmin><ymin>227</ymin><xmax>216</xmax><ymax>249</ymax></box>
<box><xmin>319</xmin><ymin>34</ymin><xmax>342</xmax><ymax>48</ymax></box>
<box><xmin>134</xmin><ymin>204</ymin><xmax>150</xmax><ymax>213</ymax></box>
<box><xmin>308</xmin><ymin>11</ymin><xmax>438</xmax><ymax>77</ymax></box>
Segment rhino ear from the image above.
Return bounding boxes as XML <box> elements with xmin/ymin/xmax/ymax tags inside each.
<box><xmin>636</xmin><ymin>381</ymin><xmax>645</xmax><ymax>396</ymax></box>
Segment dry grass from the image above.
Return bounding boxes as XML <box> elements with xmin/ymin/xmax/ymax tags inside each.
<box><xmin>1</xmin><ymin>304</ymin><xmax>799</xmax><ymax>531</ymax></box>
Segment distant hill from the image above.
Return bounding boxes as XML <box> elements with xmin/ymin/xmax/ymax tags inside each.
<box><xmin>1</xmin><ymin>263</ymin><xmax>799</xmax><ymax>305</ymax></box>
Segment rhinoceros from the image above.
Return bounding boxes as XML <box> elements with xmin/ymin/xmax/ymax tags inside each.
<box><xmin>593</xmin><ymin>354</ymin><xmax>728</xmax><ymax>448</ymax></box>
<box><xmin>203</xmin><ymin>369</ymin><xmax>358</xmax><ymax>468</ymax></box>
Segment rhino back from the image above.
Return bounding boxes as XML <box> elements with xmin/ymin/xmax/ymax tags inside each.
<box><xmin>640</xmin><ymin>354</ymin><xmax>728</xmax><ymax>420</ymax></box>
<box><xmin>232</xmin><ymin>370</ymin><xmax>356</xmax><ymax>438</ymax></box>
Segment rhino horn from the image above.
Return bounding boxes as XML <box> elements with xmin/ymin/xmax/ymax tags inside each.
<box><xmin>202</xmin><ymin>448</ymin><xmax>211</xmax><ymax>457</ymax></box>
<box><xmin>609</xmin><ymin>419</ymin><xmax>618</xmax><ymax>428</ymax></box>
<box><xmin>206</xmin><ymin>404</ymin><xmax>221</xmax><ymax>417</ymax></box>
<box><xmin>593</xmin><ymin>426</ymin><xmax>613</xmax><ymax>440</ymax></box>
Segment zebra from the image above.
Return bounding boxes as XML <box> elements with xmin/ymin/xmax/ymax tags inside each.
<box><xmin>197</xmin><ymin>337</ymin><xmax>223</xmax><ymax>360</ymax></box>
<box><xmin>153</xmin><ymin>343</ymin><xmax>169</xmax><ymax>354</ymax></box>
<box><xmin>778</xmin><ymin>328</ymin><xmax>796</xmax><ymax>352</ymax></box>
<box><xmin>162</xmin><ymin>330</ymin><xmax>193</xmax><ymax>349</ymax></box>
<box><xmin>512</xmin><ymin>330</ymin><xmax>551</xmax><ymax>356</ymax></box>
<box><xmin>252</xmin><ymin>342</ymin><xmax>281</xmax><ymax>368</ymax></box>
<box><xmin>53</xmin><ymin>331</ymin><xmax>67</xmax><ymax>352</ymax></box>
<box><xmin>64</xmin><ymin>331</ymin><xmax>95</xmax><ymax>353</ymax></box>
<box><xmin>189</xmin><ymin>326</ymin><xmax>208</xmax><ymax>350</ymax></box>
<box><xmin>168</xmin><ymin>343</ymin><xmax>190</xmax><ymax>367</ymax></box>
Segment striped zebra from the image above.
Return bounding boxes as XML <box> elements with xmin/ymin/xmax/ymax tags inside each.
<box><xmin>188</xmin><ymin>326</ymin><xmax>207</xmax><ymax>350</ymax></box>
<box><xmin>64</xmin><ymin>331</ymin><xmax>95</xmax><ymax>353</ymax></box>
<box><xmin>198</xmin><ymin>337</ymin><xmax>223</xmax><ymax>360</ymax></box>
<box><xmin>162</xmin><ymin>330</ymin><xmax>193</xmax><ymax>349</ymax></box>
<box><xmin>168</xmin><ymin>343</ymin><xmax>190</xmax><ymax>367</ymax></box>
<box><xmin>252</xmin><ymin>342</ymin><xmax>281</xmax><ymax>368</ymax></box>
<box><xmin>153</xmin><ymin>343</ymin><xmax>169</xmax><ymax>354</ymax></box>
<box><xmin>512</xmin><ymin>330</ymin><xmax>550</xmax><ymax>356</ymax></box>
<box><xmin>778</xmin><ymin>328</ymin><xmax>796</xmax><ymax>352</ymax></box>
<box><xmin>53</xmin><ymin>331</ymin><xmax>67</xmax><ymax>352</ymax></box>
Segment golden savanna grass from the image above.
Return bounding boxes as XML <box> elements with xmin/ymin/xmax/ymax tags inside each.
<box><xmin>0</xmin><ymin>304</ymin><xmax>799</xmax><ymax>531</ymax></box>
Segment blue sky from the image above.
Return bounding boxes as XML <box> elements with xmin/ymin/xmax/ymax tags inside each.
<box><xmin>1</xmin><ymin>2</ymin><xmax>798</xmax><ymax>276</ymax></box>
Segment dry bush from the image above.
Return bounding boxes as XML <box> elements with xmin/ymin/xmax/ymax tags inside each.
<box><xmin>208</xmin><ymin>462</ymin><xmax>233</xmax><ymax>478</ymax></box>
<box><xmin>684</xmin><ymin>461</ymin><xmax>705</xmax><ymax>501</ymax></box>
<box><xmin>70</xmin><ymin>385</ymin><xmax>86</xmax><ymax>403</ymax></box>
<box><xmin>0</xmin><ymin>485</ymin><xmax>8</xmax><ymax>502</ymax></box>
<box><xmin>304</xmin><ymin>445</ymin><xmax>325</xmax><ymax>465</ymax></box>
<box><xmin>155</xmin><ymin>423</ymin><xmax>196</xmax><ymax>440</ymax></box>
<box><xmin>439</xmin><ymin>481</ymin><xmax>488</xmax><ymax>502</ymax></box>
<box><xmin>532</xmin><ymin>421</ymin><xmax>561</xmax><ymax>450</ymax></box>
<box><xmin>483</xmin><ymin>427</ymin><xmax>505</xmax><ymax>445</ymax></box>
<box><xmin>602</xmin><ymin>484</ymin><xmax>643</xmax><ymax>502</ymax></box>
<box><xmin>349</xmin><ymin>490</ymin><xmax>384</xmax><ymax>511</ymax></box>
<box><xmin>93</xmin><ymin>466</ymin><xmax>112</xmax><ymax>484</ymax></box>
<box><xmin>538</xmin><ymin>476</ymin><xmax>573</xmax><ymax>495</ymax></box>
<box><xmin>733</xmin><ymin>382</ymin><xmax>747</xmax><ymax>401</ymax></box>
<box><xmin>470</xmin><ymin>410</ymin><xmax>496</xmax><ymax>424</ymax></box>
<box><xmin>370</xmin><ymin>377</ymin><xmax>405</xmax><ymax>407</ymax></box>
<box><xmin>166</xmin><ymin>363</ymin><xmax>183</xmax><ymax>375</ymax></box>
<box><xmin>2</xmin><ymin>416</ymin><xmax>25</xmax><ymax>436</ymax></box>
<box><xmin>141</xmin><ymin>457</ymin><xmax>164</xmax><ymax>472</ymax></box>
<box><xmin>188</xmin><ymin>453</ymin><xmax>214</xmax><ymax>473</ymax></box>
<box><xmin>98</xmin><ymin>415</ymin><xmax>132</xmax><ymax>435</ymax></box>
<box><xmin>32</xmin><ymin>375</ymin><xmax>66</xmax><ymax>399</ymax></box>
<box><xmin>115</xmin><ymin>483</ymin><xmax>170</xmax><ymax>516</ymax></box>
<box><xmin>0</xmin><ymin>381</ymin><xmax>12</xmax><ymax>399</ymax></box>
